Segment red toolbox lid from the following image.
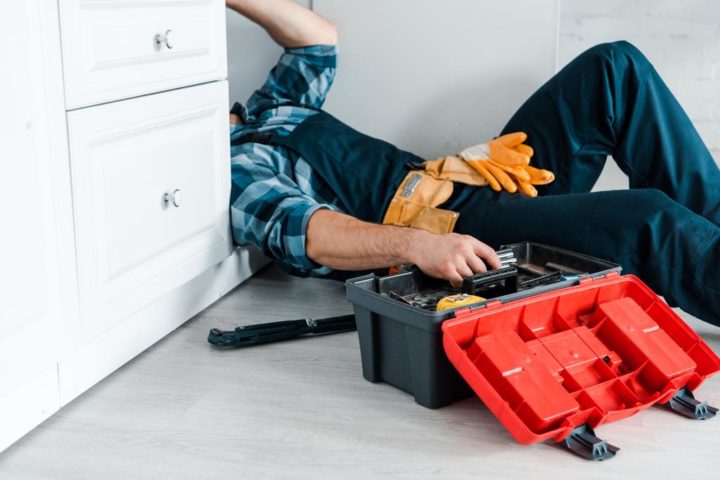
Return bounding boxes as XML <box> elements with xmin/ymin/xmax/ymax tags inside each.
<box><xmin>441</xmin><ymin>273</ymin><xmax>720</xmax><ymax>446</ymax></box>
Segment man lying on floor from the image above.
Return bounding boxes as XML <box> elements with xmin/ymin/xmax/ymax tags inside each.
<box><xmin>226</xmin><ymin>0</ymin><xmax>720</xmax><ymax>327</ymax></box>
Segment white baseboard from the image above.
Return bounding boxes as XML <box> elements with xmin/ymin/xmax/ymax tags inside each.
<box><xmin>58</xmin><ymin>247</ymin><xmax>268</xmax><ymax>406</ymax></box>
<box><xmin>0</xmin><ymin>366</ymin><xmax>59</xmax><ymax>452</ymax></box>
<box><xmin>0</xmin><ymin>248</ymin><xmax>268</xmax><ymax>453</ymax></box>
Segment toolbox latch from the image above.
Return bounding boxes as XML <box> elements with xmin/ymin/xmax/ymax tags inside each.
<box><xmin>661</xmin><ymin>388</ymin><xmax>718</xmax><ymax>420</ymax></box>
<box><xmin>454</xmin><ymin>300</ymin><xmax>502</xmax><ymax>318</ymax></box>
<box><xmin>483</xmin><ymin>300</ymin><xmax>503</xmax><ymax>309</ymax></box>
<box><xmin>579</xmin><ymin>271</ymin><xmax>620</xmax><ymax>285</ymax></box>
<box><xmin>559</xmin><ymin>425</ymin><xmax>619</xmax><ymax>461</ymax></box>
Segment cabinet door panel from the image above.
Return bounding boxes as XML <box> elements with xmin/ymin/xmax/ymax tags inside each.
<box><xmin>0</xmin><ymin>0</ymin><xmax>75</xmax><ymax>450</ymax></box>
<box><xmin>60</xmin><ymin>0</ymin><xmax>227</xmax><ymax>109</ymax></box>
<box><xmin>67</xmin><ymin>82</ymin><xmax>232</xmax><ymax>336</ymax></box>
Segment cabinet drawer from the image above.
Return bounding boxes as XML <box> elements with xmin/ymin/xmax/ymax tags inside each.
<box><xmin>60</xmin><ymin>0</ymin><xmax>227</xmax><ymax>109</ymax></box>
<box><xmin>67</xmin><ymin>81</ymin><xmax>232</xmax><ymax>336</ymax></box>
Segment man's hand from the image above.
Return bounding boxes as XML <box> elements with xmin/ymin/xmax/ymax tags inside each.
<box><xmin>407</xmin><ymin>231</ymin><xmax>501</xmax><ymax>287</ymax></box>
<box><xmin>306</xmin><ymin>210</ymin><xmax>501</xmax><ymax>287</ymax></box>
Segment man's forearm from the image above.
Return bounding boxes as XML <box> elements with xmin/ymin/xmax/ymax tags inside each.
<box><xmin>226</xmin><ymin>0</ymin><xmax>337</xmax><ymax>47</ymax></box>
<box><xmin>305</xmin><ymin>209</ymin><xmax>421</xmax><ymax>270</ymax></box>
<box><xmin>306</xmin><ymin>209</ymin><xmax>501</xmax><ymax>285</ymax></box>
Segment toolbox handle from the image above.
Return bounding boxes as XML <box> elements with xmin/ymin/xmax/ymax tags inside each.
<box><xmin>461</xmin><ymin>266</ymin><xmax>518</xmax><ymax>296</ymax></box>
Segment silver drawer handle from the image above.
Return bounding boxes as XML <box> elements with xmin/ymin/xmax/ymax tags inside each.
<box><xmin>163</xmin><ymin>189</ymin><xmax>182</xmax><ymax>208</ymax></box>
<box><xmin>154</xmin><ymin>29</ymin><xmax>174</xmax><ymax>50</ymax></box>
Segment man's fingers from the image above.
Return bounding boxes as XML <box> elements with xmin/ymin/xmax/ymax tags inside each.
<box><xmin>456</xmin><ymin>262</ymin><xmax>474</xmax><ymax>279</ymax></box>
<box><xmin>447</xmin><ymin>270</ymin><xmax>464</xmax><ymax>288</ymax></box>
<box><xmin>466</xmin><ymin>254</ymin><xmax>488</xmax><ymax>274</ymax></box>
<box><xmin>469</xmin><ymin>239</ymin><xmax>501</xmax><ymax>270</ymax></box>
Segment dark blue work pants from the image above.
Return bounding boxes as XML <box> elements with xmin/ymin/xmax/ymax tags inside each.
<box><xmin>444</xmin><ymin>41</ymin><xmax>720</xmax><ymax>326</ymax></box>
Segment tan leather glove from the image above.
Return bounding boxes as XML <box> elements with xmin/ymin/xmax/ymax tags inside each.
<box><xmin>459</xmin><ymin>132</ymin><xmax>554</xmax><ymax>197</ymax></box>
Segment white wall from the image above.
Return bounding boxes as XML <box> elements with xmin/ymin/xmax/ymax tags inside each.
<box><xmin>226</xmin><ymin>0</ymin><xmax>311</xmax><ymax>107</ymax></box>
<box><xmin>314</xmin><ymin>0</ymin><xmax>559</xmax><ymax>159</ymax></box>
<box><xmin>227</xmin><ymin>0</ymin><xmax>559</xmax><ymax>160</ymax></box>
<box><xmin>560</xmin><ymin>0</ymin><xmax>720</xmax><ymax>190</ymax></box>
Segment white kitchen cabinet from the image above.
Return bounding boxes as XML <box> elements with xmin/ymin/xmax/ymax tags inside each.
<box><xmin>60</xmin><ymin>0</ymin><xmax>227</xmax><ymax>109</ymax></box>
<box><xmin>0</xmin><ymin>0</ymin><xmax>267</xmax><ymax>451</ymax></box>
<box><xmin>0</xmin><ymin>0</ymin><xmax>78</xmax><ymax>451</ymax></box>
<box><xmin>67</xmin><ymin>82</ymin><xmax>232</xmax><ymax>338</ymax></box>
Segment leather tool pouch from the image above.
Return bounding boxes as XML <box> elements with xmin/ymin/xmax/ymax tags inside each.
<box><xmin>423</xmin><ymin>155</ymin><xmax>489</xmax><ymax>187</ymax></box>
<box><xmin>382</xmin><ymin>171</ymin><xmax>458</xmax><ymax>235</ymax></box>
<box><xmin>383</xmin><ymin>156</ymin><xmax>495</xmax><ymax>235</ymax></box>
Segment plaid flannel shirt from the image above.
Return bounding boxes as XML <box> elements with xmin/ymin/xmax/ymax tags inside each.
<box><xmin>229</xmin><ymin>45</ymin><xmax>340</xmax><ymax>277</ymax></box>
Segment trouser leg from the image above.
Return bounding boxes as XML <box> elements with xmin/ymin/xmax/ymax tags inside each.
<box><xmin>501</xmin><ymin>41</ymin><xmax>720</xmax><ymax>225</ymax></box>
<box><xmin>446</xmin><ymin>187</ymin><xmax>720</xmax><ymax>327</ymax></box>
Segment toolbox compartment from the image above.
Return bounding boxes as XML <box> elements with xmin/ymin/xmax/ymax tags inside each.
<box><xmin>345</xmin><ymin>242</ymin><xmax>621</xmax><ymax>408</ymax></box>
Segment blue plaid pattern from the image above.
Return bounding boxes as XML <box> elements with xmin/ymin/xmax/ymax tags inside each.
<box><xmin>229</xmin><ymin>45</ymin><xmax>340</xmax><ymax>277</ymax></box>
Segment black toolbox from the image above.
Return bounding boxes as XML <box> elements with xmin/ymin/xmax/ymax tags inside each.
<box><xmin>345</xmin><ymin>241</ymin><xmax>621</xmax><ymax>408</ymax></box>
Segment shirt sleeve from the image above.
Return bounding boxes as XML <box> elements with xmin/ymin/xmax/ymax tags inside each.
<box><xmin>229</xmin><ymin>147</ymin><xmax>335</xmax><ymax>277</ymax></box>
<box><xmin>244</xmin><ymin>44</ymin><xmax>337</xmax><ymax>117</ymax></box>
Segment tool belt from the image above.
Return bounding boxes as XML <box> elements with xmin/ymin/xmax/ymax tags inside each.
<box><xmin>382</xmin><ymin>156</ymin><xmax>489</xmax><ymax>235</ymax></box>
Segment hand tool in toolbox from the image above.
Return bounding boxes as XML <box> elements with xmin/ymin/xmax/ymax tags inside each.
<box><xmin>383</xmin><ymin>248</ymin><xmax>585</xmax><ymax>311</ymax></box>
<box><xmin>346</xmin><ymin>241</ymin><xmax>720</xmax><ymax>461</ymax></box>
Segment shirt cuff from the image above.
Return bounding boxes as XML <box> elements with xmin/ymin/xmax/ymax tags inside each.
<box><xmin>284</xmin><ymin>44</ymin><xmax>338</xmax><ymax>57</ymax></box>
<box><xmin>281</xmin><ymin>202</ymin><xmax>336</xmax><ymax>277</ymax></box>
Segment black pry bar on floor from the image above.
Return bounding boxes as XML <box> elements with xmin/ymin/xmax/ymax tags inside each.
<box><xmin>661</xmin><ymin>388</ymin><xmax>718</xmax><ymax>420</ymax></box>
<box><xmin>558</xmin><ymin>424</ymin><xmax>619</xmax><ymax>461</ymax></box>
<box><xmin>208</xmin><ymin>314</ymin><xmax>356</xmax><ymax>348</ymax></box>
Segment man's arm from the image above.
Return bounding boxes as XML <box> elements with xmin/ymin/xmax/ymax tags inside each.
<box><xmin>226</xmin><ymin>0</ymin><xmax>337</xmax><ymax>47</ymax></box>
<box><xmin>306</xmin><ymin>210</ymin><xmax>502</xmax><ymax>286</ymax></box>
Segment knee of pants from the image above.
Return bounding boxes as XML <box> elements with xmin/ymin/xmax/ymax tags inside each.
<box><xmin>601</xmin><ymin>188</ymin><xmax>674</xmax><ymax>223</ymax></box>
<box><xmin>580</xmin><ymin>40</ymin><xmax>651</xmax><ymax>71</ymax></box>
<box><xmin>595</xmin><ymin>187</ymin><xmax>673</xmax><ymax>231</ymax></box>
<box><xmin>596</xmin><ymin>189</ymin><xmax>719</xmax><ymax>303</ymax></box>
<box><xmin>627</xmin><ymin>187</ymin><xmax>673</xmax><ymax>207</ymax></box>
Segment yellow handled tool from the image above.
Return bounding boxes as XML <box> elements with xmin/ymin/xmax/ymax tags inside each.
<box><xmin>436</xmin><ymin>293</ymin><xmax>486</xmax><ymax>311</ymax></box>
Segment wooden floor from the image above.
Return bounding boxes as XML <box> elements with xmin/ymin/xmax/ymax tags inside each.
<box><xmin>1</xmin><ymin>265</ymin><xmax>719</xmax><ymax>479</ymax></box>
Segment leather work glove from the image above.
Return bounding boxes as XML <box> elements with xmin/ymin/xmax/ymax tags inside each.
<box><xmin>459</xmin><ymin>132</ymin><xmax>554</xmax><ymax>197</ymax></box>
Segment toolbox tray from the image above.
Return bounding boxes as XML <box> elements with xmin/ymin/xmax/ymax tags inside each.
<box><xmin>346</xmin><ymin>242</ymin><xmax>621</xmax><ymax>408</ymax></box>
<box><xmin>442</xmin><ymin>273</ymin><xmax>720</xmax><ymax>445</ymax></box>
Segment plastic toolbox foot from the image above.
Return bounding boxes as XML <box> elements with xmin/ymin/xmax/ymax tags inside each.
<box><xmin>558</xmin><ymin>425</ymin><xmax>619</xmax><ymax>461</ymax></box>
<box><xmin>661</xmin><ymin>388</ymin><xmax>718</xmax><ymax>420</ymax></box>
